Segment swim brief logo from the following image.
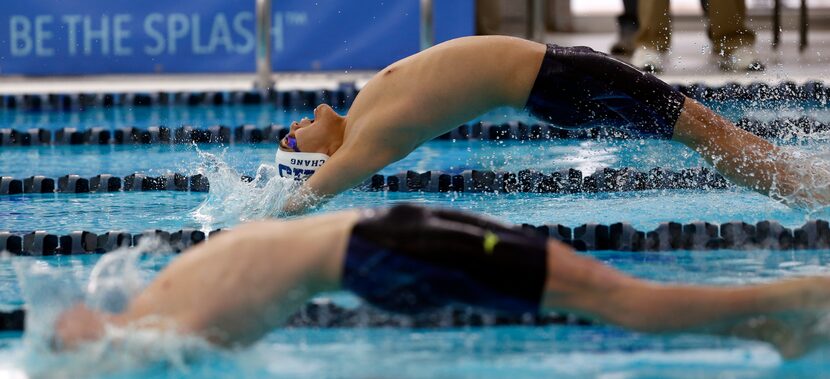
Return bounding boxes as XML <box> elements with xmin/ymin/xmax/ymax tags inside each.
<box><xmin>482</xmin><ymin>231</ymin><xmax>499</xmax><ymax>255</ymax></box>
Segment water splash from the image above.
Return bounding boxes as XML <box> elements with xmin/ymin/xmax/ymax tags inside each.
<box><xmin>84</xmin><ymin>237</ymin><xmax>168</xmax><ymax>314</ymax></box>
<box><xmin>770</xmin><ymin>143</ymin><xmax>830</xmax><ymax>215</ymax></box>
<box><xmin>190</xmin><ymin>147</ymin><xmax>299</xmax><ymax>230</ymax></box>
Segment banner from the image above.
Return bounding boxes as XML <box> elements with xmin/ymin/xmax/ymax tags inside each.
<box><xmin>0</xmin><ymin>0</ymin><xmax>474</xmax><ymax>75</ymax></box>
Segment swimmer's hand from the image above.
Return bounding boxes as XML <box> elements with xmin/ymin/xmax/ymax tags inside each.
<box><xmin>53</xmin><ymin>304</ymin><xmax>107</xmax><ymax>350</ymax></box>
<box><xmin>280</xmin><ymin>186</ymin><xmax>326</xmax><ymax>216</ymax></box>
<box><xmin>255</xmin><ymin>164</ymin><xmax>278</xmax><ymax>182</ymax></box>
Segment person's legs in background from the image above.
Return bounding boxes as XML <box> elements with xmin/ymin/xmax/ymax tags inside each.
<box><xmin>476</xmin><ymin>0</ymin><xmax>502</xmax><ymax>35</ymax></box>
<box><xmin>631</xmin><ymin>0</ymin><xmax>671</xmax><ymax>72</ymax></box>
<box><xmin>706</xmin><ymin>0</ymin><xmax>764</xmax><ymax>71</ymax></box>
<box><xmin>610</xmin><ymin>0</ymin><xmax>640</xmax><ymax>56</ymax></box>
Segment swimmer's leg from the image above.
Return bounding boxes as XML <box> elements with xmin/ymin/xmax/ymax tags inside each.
<box><xmin>543</xmin><ymin>239</ymin><xmax>830</xmax><ymax>358</ymax></box>
<box><xmin>345</xmin><ymin>205</ymin><xmax>830</xmax><ymax>358</ymax></box>
<box><xmin>525</xmin><ymin>44</ymin><xmax>829</xmax><ymax>206</ymax></box>
<box><xmin>672</xmin><ymin>97</ymin><xmax>829</xmax><ymax>207</ymax></box>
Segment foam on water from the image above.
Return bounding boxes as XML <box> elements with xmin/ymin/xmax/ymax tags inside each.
<box><xmin>190</xmin><ymin>147</ymin><xmax>300</xmax><ymax>229</ymax></box>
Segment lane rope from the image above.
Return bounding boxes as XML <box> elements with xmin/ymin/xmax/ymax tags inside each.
<box><xmin>0</xmin><ymin>300</ymin><xmax>594</xmax><ymax>333</ymax></box>
<box><xmin>1</xmin><ymin>116</ymin><xmax>828</xmax><ymax>147</ymax></box>
<box><xmin>0</xmin><ymin>167</ymin><xmax>731</xmax><ymax>195</ymax></box>
<box><xmin>0</xmin><ymin>80</ymin><xmax>825</xmax><ymax>112</ymax></box>
<box><xmin>1</xmin><ymin>219</ymin><xmax>823</xmax><ymax>256</ymax></box>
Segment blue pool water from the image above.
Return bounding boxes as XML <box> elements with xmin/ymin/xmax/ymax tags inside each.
<box><xmin>2</xmin><ymin>101</ymin><xmax>830</xmax><ymax>378</ymax></box>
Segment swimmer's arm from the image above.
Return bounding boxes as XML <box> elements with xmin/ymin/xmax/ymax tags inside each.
<box><xmin>281</xmin><ymin>145</ymin><xmax>401</xmax><ymax>215</ymax></box>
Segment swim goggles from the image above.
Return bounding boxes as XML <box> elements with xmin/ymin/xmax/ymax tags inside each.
<box><xmin>283</xmin><ymin>118</ymin><xmax>315</xmax><ymax>153</ymax></box>
<box><xmin>285</xmin><ymin>135</ymin><xmax>301</xmax><ymax>152</ymax></box>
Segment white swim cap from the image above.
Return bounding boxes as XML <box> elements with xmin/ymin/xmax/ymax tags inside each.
<box><xmin>275</xmin><ymin>149</ymin><xmax>330</xmax><ymax>180</ymax></box>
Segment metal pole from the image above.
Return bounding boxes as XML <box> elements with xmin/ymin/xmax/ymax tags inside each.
<box><xmin>255</xmin><ymin>0</ymin><xmax>275</xmax><ymax>89</ymax></box>
<box><xmin>772</xmin><ymin>0</ymin><xmax>781</xmax><ymax>49</ymax></box>
<box><xmin>527</xmin><ymin>0</ymin><xmax>545</xmax><ymax>42</ymax></box>
<box><xmin>420</xmin><ymin>0</ymin><xmax>434</xmax><ymax>50</ymax></box>
<box><xmin>799</xmin><ymin>0</ymin><xmax>808</xmax><ymax>52</ymax></box>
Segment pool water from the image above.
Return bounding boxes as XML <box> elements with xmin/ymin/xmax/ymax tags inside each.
<box><xmin>2</xmin><ymin>100</ymin><xmax>830</xmax><ymax>378</ymax></box>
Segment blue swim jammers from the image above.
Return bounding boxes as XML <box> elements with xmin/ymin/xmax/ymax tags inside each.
<box><xmin>525</xmin><ymin>44</ymin><xmax>686</xmax><ymax>138</ymax></box>
<box><xmin>341</xmin><ymin>204</ymin><xmax>549</xmax><ymax>316</ymax></box>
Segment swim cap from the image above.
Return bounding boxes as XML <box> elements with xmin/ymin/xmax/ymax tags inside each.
<box><xmin>275</xmin><ymin>149</ymin><xmax>330</xmax><ymax>180</ymax></box>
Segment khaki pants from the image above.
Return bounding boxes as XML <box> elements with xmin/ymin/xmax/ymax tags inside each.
<box><xmin>476</xmin><ymin>0</ymin><xmax>501</xmax><ymax>35</ymax></box>
<box><xmin>635</xmin><ymin>0</ymin><xmax>756</xmax><ymax>55</ymax></box>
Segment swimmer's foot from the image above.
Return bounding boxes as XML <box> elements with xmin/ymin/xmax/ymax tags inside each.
<box><xmin>729</xmin><ymin>278</ymin><xmax>830</xmax><ymax>359</ymax></box>
<box><xmin>53</xmin><ymin>303</ymin><xmax>107</xmax><ymax>350</ymax></box>
<box><xmin>729</xmin><ymin>313</ymin><xmax>826</xmax><ymax>359</ymax></box>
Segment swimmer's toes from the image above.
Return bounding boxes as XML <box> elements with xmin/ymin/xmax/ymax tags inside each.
<box><xmin>772</xmin><ymin>333</ymin><xmax>810</xmax><ymax>360</ymax></box>
<box><xmin>770</xmin><ymin>314</ymin><xmax>829</xmax><ymax>360</ymax></box>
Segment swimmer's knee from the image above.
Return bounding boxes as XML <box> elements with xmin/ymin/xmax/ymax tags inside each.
<box><xmin>671</xmin><ymin>98</ymin><xmax>733</xmax><ymax>144</ymax></box>
<box><xmin>543</xmin><ymin>243</ymin><xmax>626</xmax><ymax>297</ymax></box>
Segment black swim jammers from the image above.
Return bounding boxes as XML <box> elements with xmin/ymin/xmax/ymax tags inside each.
<box><xmin>525</xmin><ymin>44</ymin><xmax>686</xmax><ymax>138</ymax></box>
<box><xmin>341</xmin><ymin>204</ymin><xmax>549</xmax><ymax>316</ymax></box>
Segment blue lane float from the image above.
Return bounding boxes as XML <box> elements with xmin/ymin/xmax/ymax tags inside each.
<box><xmin>97</xmin><ymin>231</ymin><xmax>133</xmax><ymax>252</ymax></box>
<box><xmin>22</xmin><ymin>176</ymin><xmax>55</xmax><ymax>193</ymax></box>
<box><xmin>21</xmin><ymin>231</ymin><xmax>59</xmax><ymax>256</ymax></box>
<box><xmin>57</xmin><ymin>175</ymin><xmax>90</xmax><ymax>193</ymax></box>
<box><xmin>0</xmin><ymin>177</ymin><xmax>23</xmax><ymax>194</ymax></box>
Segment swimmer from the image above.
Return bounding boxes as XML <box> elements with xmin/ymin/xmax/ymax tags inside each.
<box><xmin>57</xmin><ymin>204</ymin><xmax>830</xmax><ymax>359</ymax></box>
<box><xmin>274</xmin><ymin>36</ymin><xmax>827</xmax><ymax>214</ymax></box>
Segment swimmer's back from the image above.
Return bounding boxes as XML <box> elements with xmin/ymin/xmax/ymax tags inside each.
<box><xmin>120</xmin><ymin>210</ymin><xmax>363</xmax><ymax>344</ymax></box>
<box><xmin>344</xmin><ymin>36</ymin><xmax>546</xmax><ymax>147</ymax></box>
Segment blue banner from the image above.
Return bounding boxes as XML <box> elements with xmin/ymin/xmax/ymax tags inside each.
<box><xmin>0</xmin><ymin>0</ymin><xmax>473</xmax><ymax>75</ymax></box>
